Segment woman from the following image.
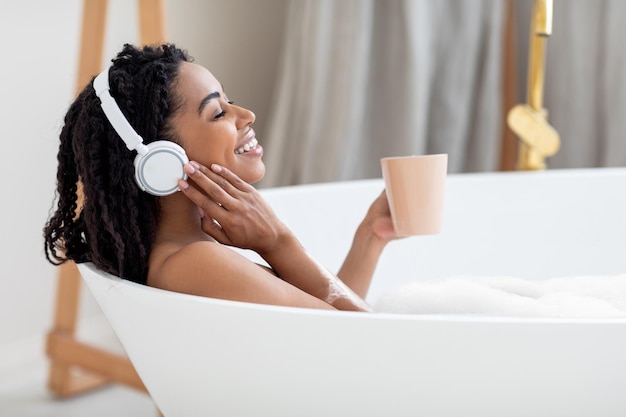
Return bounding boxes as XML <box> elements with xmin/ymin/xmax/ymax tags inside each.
<box><xmin>44</xmin><ymin>43</ymin><xmax>397</xmax><ymax>312</ymax></box>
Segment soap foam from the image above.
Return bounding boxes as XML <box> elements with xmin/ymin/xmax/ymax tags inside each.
<box><xmin>374</xmin><ymin>274</ymin><xmax>626</xmax><ymax>317</ymax></box>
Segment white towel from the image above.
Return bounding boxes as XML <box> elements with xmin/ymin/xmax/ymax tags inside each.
<box><xmin>374</xmin><ymin>274</ymin><xmax>626</xmax><ymax>317</ymax></box>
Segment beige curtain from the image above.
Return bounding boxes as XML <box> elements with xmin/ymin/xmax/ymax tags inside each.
<box><xmin>261</xmin><ymin>0</ymin><xmax>626</xmax><ymax>187</ymax></box>
<box><xmin>533</xmin><ymin>0</ymin><xmax>626</xmax><ymax>168</ymax></box>
<box><xmin>260</xmin><ymin>0</ymin><xmax>506</xmax><ymax>187</ymax></box>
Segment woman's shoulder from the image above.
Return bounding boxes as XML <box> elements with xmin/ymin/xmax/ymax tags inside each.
<box><xmin>150</xmin><ymin>239</ymin><xmax>244</xmax><ymax>284</ymax></box>
<box><xmin>148</xmin><ymin>239</ymin><xmax>271</xmax><ymax>298</ymax></box>
<box><xmin>147</xmin><ymin>239</ymin><xmax>333</xmax><ymax>309</ymax></box>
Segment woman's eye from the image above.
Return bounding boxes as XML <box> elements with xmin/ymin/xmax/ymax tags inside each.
<box><xmin>212</xmin><ymin>101</ymin><xmax>234</xmax><ymax>120</ymax></box>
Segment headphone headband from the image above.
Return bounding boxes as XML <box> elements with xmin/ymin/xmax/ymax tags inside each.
<box><xmin>93</xmin><ymin>68</ymin><xmax>189</xmax><ymax>196</ymax></box>
<box><xmin>92</xmin><ymin>66</ymin><xmax>189</xmax><ymax>196</ymax></box>
<box><xmin>93</xmin><ymin>68</ymin><xmax>149</xmax><ymax>155</ymax></box>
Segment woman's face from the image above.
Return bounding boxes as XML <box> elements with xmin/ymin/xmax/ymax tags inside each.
<box><xmin>171</xmin><ymin>62</ymin><xmax>265</xmax><ymax>184</ymax></box>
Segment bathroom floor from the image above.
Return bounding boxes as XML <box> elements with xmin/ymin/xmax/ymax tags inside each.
<box><xmin>0</xmin><ymin>357</ymin><xmax>156</xmax><ymax>417</ymax></box>
<box><xmin>0</xmin><ymin>317</ymin><xmax>157</xmax><ymax>417</ymax></box>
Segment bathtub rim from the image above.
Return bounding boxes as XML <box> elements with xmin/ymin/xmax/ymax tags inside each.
<box><xmin>256</xmin><ymin>165</ymin><xmax>626</xmax><ymax>193</ymax></box>
<box><xmin>78</xmin><ymin>262</ymin><xmax>626</xmax><ymax>325</ymax></box>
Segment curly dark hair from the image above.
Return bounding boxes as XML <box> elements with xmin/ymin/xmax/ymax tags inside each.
<box><xmin>43</xmin><ymin>43</ymin><xmax>191</xmax><ymax>283</ymax></box>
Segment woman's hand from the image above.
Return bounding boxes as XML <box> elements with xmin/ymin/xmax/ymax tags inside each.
<box><xmin>178</xmin><ymin>161</ymin><xmax>290</xmax><ymax>255</ymax></box>
<box><xmin>363</xmin><ymin>190</ymin><xmax>400</xmax><ymax>243</ymax></box>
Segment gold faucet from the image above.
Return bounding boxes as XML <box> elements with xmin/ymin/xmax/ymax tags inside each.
<box><xmin>507</xmin><ymin>0</ymin><xmax>560</xmax><ymax>170</ymax></box>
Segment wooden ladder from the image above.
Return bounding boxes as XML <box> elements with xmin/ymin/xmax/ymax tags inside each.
<box><xmin>46</xmin><ymin>1</ymin><xmax>166</xmax><ymax>414</ymax></box>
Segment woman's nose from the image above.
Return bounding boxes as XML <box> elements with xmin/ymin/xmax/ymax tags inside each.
<box><xmin>235</xmin><ymin>105</ymin><xmax>255</xmax><ymax>129</ymax></box>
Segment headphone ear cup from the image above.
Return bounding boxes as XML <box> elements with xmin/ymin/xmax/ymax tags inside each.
<box><xmin>134</xmin><ymin>141</ymin><xmax>189</xmax><ymax>196</ymax></box>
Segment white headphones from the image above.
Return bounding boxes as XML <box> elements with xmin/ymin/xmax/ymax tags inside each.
<box><xmin>93</xmin><ymin>67</ymin><xmax>189</xmax><ymax>196</ymax></box>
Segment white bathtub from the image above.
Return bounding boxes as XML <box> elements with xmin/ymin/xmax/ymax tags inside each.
<box><xmin>79</xmin><ymin>168</ymin><xmax>626</xmax><ymax>417</ymax></box>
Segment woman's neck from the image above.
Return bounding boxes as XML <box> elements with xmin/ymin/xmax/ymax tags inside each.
<box><xmin>155</xmin><ymin>192</ymin><xmax>213</xmax><ymax>244</ymax></box>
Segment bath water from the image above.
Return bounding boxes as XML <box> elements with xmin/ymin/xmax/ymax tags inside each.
<box><xmin>374</xmin><ymin>274</ymin><xmax>626</xmax><ymax>317</ymax></box>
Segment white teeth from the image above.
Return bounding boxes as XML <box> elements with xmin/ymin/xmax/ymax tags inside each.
<box><xmin>236</xmin><ymin>138</ymin><xmax>258</xmax><ymax>154</ymax></box>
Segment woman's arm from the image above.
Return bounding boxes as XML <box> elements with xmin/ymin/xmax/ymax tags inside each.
<box><xmin>337</xmin><ymin>191</ymin><xmax>398</xmax><ymax>298</ymax></box>
<box><xmin>258</xmin><ymin>230</ymin><xmax>371</xmax><ymax>312</ymax></box>
<box><xmin>152</xmin><ymin>240</ymin><xmax>340</xmax><ymax>311</ymax></box>
<box><xmin>178</xmin><ymin>162</ymin><xmax>370</xmax><ymax>312</ymax></box>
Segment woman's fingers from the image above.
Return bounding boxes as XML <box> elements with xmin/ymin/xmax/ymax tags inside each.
<box><xmin>185</xmin><ymin>162</ymin><xmax>253</xmax><ymax>204</ymax></box>
<box><xmin>178</xmin><ymin>160</ymin><xmax>289</xmax><ymax>252</ymax></box>
<box><xmin>366</xmin><ymin>190</ymin><xmax>402</xmax><ymax>242</ymax></box>
<box><xmin>178</xmin><ymin>161</ymin><xmax>254</xmax><ymax>232</ymax></box>
<box><xmin>178</xmin><ymin>176</ymin><xmax>234</xmax><ymax>244</ymax></box>
<box><xmin>208</xmin><ymin>163</ymin><xmax>253</xmax><ymax>193</ymax></box>
<box><xmin>178</xmin><ymin>175</ymin><xmax>222</xmax><ymax>217</ymax></box>
<box><xmin>177</xmin><ymin>168</ymin><xmax>227</xmax><ymax>232</ymax></box>
<box><xmin>200</xmin><ymin>216</ymin><xmax>233</xmax><ymax>246</ymax></box>
<box><xmin>181</xmin><ymin>162</ymin><xmax>234</xmax><ymax>208</ymax></box>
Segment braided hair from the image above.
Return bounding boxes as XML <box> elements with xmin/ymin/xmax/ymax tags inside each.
<box><xmin>44</xmin><ymin>43</ymin><xmax>191</xmax><ymax>283</ymax></box>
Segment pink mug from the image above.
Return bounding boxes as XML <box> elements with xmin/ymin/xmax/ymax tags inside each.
<box><xmin>381</xmin><ymin>154</ymin><xmax>448</xmax><ymax>237</ymax></box>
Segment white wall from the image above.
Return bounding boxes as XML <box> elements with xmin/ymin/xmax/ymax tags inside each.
<box><xmin>0</xmin><ymin>0</ymin><xmax>286</xmax><ymax>358</ymax></box>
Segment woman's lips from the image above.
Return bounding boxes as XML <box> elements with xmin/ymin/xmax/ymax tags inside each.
<box><xmin>235</xmin><ymin>137</ymin><xmax>260</xmax><ymax>155</ymax></box>
<box><xmin>238</xmin><ymin>143</ymin><xmax>264</xmax><ymax>157</ymax></box>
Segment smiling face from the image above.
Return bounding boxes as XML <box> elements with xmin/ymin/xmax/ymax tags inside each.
<box><xmin>171</xmin><ymin>62</ymin><xmax>265</xmax><ymax>184</ymax></box>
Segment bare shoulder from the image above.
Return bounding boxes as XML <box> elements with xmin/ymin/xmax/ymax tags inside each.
<box><xmin>149</xmin><ymin>240</ymin><xmax>333</xmax><ymax>310</ymax></box>
<box><xmin>149</xmin><ymin>240</ymin><xmax>260</xmax><ymax>292</ymax></box>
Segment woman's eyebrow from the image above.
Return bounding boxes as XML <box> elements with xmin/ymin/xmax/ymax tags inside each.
<box><xmin>198</xmin><ymin>91</ymin><xmax>221</xmax><ymax>115</ymax></box>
